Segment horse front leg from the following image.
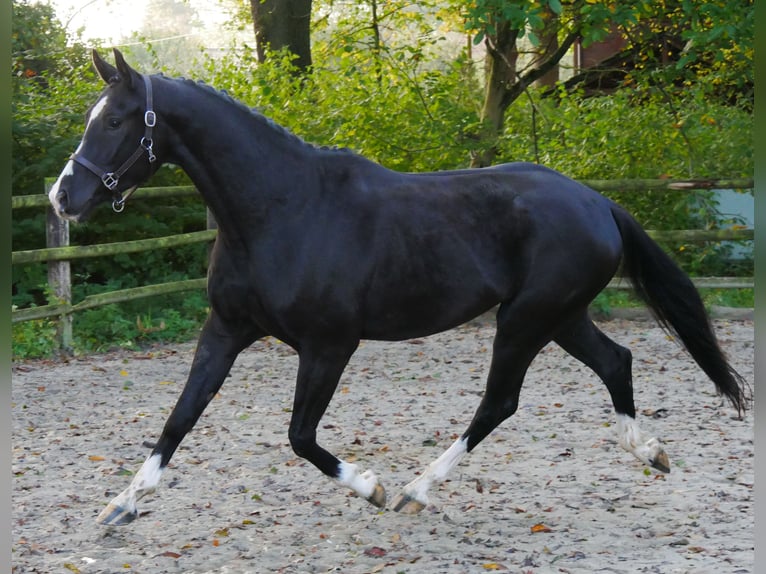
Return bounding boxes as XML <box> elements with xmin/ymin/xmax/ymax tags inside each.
<box><xmin>288</xmin><ymin>342</ymin><xmax>387</xmax><ymax>509</ymax></box>
<box><xmin>96</xmin><ymin>313</ymin><xmax>261</xmax><ymax>525</ymax></box>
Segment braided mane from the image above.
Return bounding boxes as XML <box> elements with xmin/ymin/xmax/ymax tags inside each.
<box><xmin>167</xmin><ymin>75</ymin><xmax>351</xmax><ymax>154</ymax></box>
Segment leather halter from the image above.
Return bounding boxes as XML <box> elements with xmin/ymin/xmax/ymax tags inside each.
<box><xmin>70</xmin><ymin>74</ymin><xmax>157</xmax><ymax>213</ymax></box>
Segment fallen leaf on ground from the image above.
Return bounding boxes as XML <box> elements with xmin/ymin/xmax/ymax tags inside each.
<box><xmin>364</xmin><ymin>546</ymin><xmax>387</xmax><ymax>557</ymax></box>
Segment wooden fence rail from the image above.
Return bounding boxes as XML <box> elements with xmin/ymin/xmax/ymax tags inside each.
<box><xmin>12</xmin><ymin>178</ymin><xmax>754</xmax><ymax>351</ymax></box>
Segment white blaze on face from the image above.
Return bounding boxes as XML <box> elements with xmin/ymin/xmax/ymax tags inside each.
<box><xmin>48</xmin><ymin>160</ymin><xmax>74</xmax><ymax>206</ymax></box>
<box><xmin>48</xmin><ymin>95</ymin><xmax>110</xmax><ymax>210</ymax></box>
<box><xmin>86</xmin><ymin>95</ymin><xmax>110</xmax><ymax>130</ymax></box>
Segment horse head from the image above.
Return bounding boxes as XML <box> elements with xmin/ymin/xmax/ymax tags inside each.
<box><xmin>49</xmin><ymin>49</ymin><xmax>163</xmax><ymax>221</ymax></box>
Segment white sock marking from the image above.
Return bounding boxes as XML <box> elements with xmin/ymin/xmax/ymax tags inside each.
<box><xmin>401</xmin><ymin>437</ymin><xmax>469</xmax><ymax>506</ymax></box>
<box><xmin>337</xmin><ymin>461</ymin><xmax>378</xmax><ymax>499</ymax></box>
<box><xmin>106</xmin><ymin>453</ymin><xmax>164</xmax><ymax>514</ymax></box>
<box><xmin>132</xmin><ymin>452</ymin><xmax>164</xmax><ymax>491</ymax></box>
<box><xmin>616</xmin><ymin>413</ymin><xmax>665</xmax><ymax>467</ymax></box>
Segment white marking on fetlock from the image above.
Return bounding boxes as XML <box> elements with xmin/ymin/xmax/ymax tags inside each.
<box><xmin>337</xmin><ymin>461</ymin><xmax>379</xmax><ymax>499</ymax></box>
<box><xmin>106</xmin><ymin>453</ymin><xmax>164</xmax><ymax>513</ymax></box>
<box><xmin>616</xmin><ymin>413</ymin><xmax>667</xmax><ymax>467</ymax></box>
<box><xmin>400</xmin><ymin>437</ymin><xmax>469</xmax><ymax>506</ymax></box>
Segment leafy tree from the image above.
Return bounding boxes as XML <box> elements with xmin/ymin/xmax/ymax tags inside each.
<box><xmin>11</xmin><ymin>0</ymin><xmax>75</xmax><ymax>85</ymax></box>
<box><xmin>456</xmin><ymin>0</ymin><xmax>753</xmax><ymax>166</ymax></box>
<box><xmin>12</xmin><ymin>0</ymin><xmax>92</xmax><ymax>198</ymax></box>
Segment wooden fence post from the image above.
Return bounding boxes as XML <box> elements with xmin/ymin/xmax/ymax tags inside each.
<box><xmin>45</xmin><ymin>181</ymin><xmax>73</xmax><ymax>353</ymax></box>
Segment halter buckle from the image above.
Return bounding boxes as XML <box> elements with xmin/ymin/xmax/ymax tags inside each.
<box><xmin>102</xmin><ymin>172</ymin><xmax>119</xmax><ymax>190</ymax></box>
<box><xmin>144</xmin><ymin>110</ymin><xmax>156</xmax><ymax>127</ymax></box>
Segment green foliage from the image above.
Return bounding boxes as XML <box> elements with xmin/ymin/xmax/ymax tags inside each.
<box><xmin>11</xmin><ymin>0</ymin><xmax>86</xmax><ymax>82</ymax></box>
<box><xmin>492</xmin><ymin>83</ymin><xmax>752</xmax><ymax>277</ymax></box>
<box><xmin>700</xmin><ymin>288</ymin><xmax>754</xmax><ymax>308</ymax></box>
<box><xmin>12</xmin><ymin>318</ymin><xmax>59</xmax><ymax>358</ymax></box>
<box><xmin>202</xmin><ymin>41</ymin><xmax>481</xmax><ymax>173</ymax></box>
<box><xmin>11</xmin><ymin>0</ymin><xmax>753</xmax><ymax>358</ymax></box>
<box><xmin>499</xmin><ymin>86</ymin><xmax>750</xmax><ymax>234</ymax></box>
<box><xmin>72</xmin><ymin>292</ymin><xmax>208</xmax><ymax>354</ymax></box>
<box><xmin>460</xmin><ymin>0</ymin><xmax>641</xmax><ymax>47</ymax></box>
<box><xmin>12</xmin><ymin>60</ymin><xmax>97</xmax><ymax>200</ymax></box>
<box><xmin>591</xmin><ymin>287</ymin><xmax>753</xmax><ymax>319</ymax></box>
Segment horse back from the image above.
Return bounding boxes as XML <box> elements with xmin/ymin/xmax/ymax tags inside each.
<box><xmin>327</xmin><ymin>160</ymin><xmax>623</xmax><ymax>338</ymax></box>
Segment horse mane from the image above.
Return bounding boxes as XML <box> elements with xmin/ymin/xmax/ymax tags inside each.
<box><xmin>168</xmin><ymin>75</ymin><xmax>353</xmax><ymax>155</ymax></box>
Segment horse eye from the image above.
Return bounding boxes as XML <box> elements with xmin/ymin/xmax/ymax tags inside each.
<box><xmin>107</xmin><ymin>117</ymin><xmax>122</xmax><ymax>129</ymax></box>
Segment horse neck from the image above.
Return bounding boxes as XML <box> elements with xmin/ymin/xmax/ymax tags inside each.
<box><xmin>157</xmin><ymin>77</ymin><xmax>317</xmax><ymax>239</ymax></box>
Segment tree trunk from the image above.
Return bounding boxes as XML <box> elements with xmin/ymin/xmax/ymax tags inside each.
<box><xmin>470</xmin><ymin>26</ymin><xmax>579</xmax><ymax>168</ymax></box>
<box><xmin>250</xmin><ymin>0</ymin><xmax>312</xmax><ymax>72</ymax></box>
<box><xmin>532</xmin><ymin>7</ymin><xmax>560</xmax><ymax>88</ymax></box>
<box><xmin>471</xmin><ymin>21</ymin><xmax>519</xmax><ymax>168</ymax></box>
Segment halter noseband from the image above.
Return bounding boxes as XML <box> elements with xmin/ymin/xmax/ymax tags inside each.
<box><xmin>70</xmin><ymin>74</ymin><xmax>157</xmax><ymax>213</ymax></box>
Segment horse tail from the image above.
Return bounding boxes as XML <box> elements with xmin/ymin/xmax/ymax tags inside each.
<box><xmin>610</xmin><ymin>204</ymin><xmax>749</xmax><ymax>415</ymax></box>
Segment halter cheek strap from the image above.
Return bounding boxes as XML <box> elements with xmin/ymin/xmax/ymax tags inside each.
<box><xmin>69</xmin><ymin>73</ymin><xmax>157</xmax><ymax>212</ymax></box>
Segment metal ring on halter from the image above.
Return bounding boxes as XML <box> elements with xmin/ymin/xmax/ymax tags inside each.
<box><xmin>112</xmin><ymin>185</ymin><xmax>138</xmax><ymax>213</ymax></box>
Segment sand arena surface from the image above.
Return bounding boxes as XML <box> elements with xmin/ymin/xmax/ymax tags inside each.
<box><xmin>13</xmin><ymin>318</ymin><xmax>753</xmax><ymax>573</ymax></box>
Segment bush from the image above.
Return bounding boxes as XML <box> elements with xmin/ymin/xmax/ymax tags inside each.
<box><xmin>12</xmin><ymin>23</ymin><xmax>752</xmax><ymax>358</ymax></box>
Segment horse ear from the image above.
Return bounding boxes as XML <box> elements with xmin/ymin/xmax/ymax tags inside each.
<box><xmin>92</xmin><ymin>49</ymin><xmax>119</xmax><ymax>85</ymax></box>
<box><xmin>113</xmin><ymin>48</ymin><xmax>136</xmax><ymax>90</ymax></box>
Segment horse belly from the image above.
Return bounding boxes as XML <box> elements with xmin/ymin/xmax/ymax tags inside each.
<box><xmin>359</xmin><ymin>255</ymin><xmax>513</xmax><ymax>341</ymax></box>
<box><xmin>360</xmin><ymin>297</ymin><xmax>499</xmax><ymax>341</ymax></box>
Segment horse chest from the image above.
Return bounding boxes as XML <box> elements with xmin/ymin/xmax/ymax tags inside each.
<box><xmin>206</xmin><ymin>247</ymin><xmax>315</xmax><ymax>341</ymax></box>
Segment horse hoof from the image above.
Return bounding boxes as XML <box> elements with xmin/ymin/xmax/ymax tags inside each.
<box><xmin>391</xmin><ymin>494</ymin><xmax>426</xmax><ymax>514</ymax></box>
<box><xmin>650</xmin><ymin>450</ymin><xmax>671</xmax><ymax>474</ymax></box>
<box><xmin>367</xmin><ymin>484</ymin><xmax>387</xmax><ymax>508</ymax></box>
<box><xmin>96</xmin><ymin>503</ymin><xmax>138</xmax><ymax>526</ymax></box>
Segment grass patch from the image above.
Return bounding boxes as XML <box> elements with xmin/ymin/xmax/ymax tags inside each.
<box><xmin>590</xmin><ymin>288</ymin><xmax>753</xmax><ymax>320</ymax></box>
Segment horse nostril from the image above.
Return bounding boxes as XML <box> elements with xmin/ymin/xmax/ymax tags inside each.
<box><xmin>56</xmin><ymin>189</ymin><xmax>69</xmax><ymax>210</ymax></box>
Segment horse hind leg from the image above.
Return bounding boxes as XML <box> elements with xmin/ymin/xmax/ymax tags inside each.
<box><xmin>554</xmin><ymin>313</ymin><xmax>670</xmax><ymax>473</ymax></box>
<box><xmin>392</xmin><ymin>299</ymin><xmax>558</xmax><ymax>514</ymax></box>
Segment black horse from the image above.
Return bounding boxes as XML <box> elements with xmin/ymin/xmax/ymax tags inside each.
<box><xmin>49</xmin><ymin>49</ymin><xmax>747</xmax><ymax>525</ymax></box>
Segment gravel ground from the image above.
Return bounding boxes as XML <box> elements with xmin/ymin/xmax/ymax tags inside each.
<box><xmin>12</xmin><ymin>317</ymin><xmax>754</xmax><ymax>574</ymax></box>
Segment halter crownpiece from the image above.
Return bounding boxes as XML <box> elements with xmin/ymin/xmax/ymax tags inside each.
<box><xmin>69</xmin><ymin>73</ymin><xmax>157</xmax><ymax>213</ymax></box>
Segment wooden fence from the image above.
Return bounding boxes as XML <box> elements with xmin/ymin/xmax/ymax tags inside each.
<box><xmin>12</xmin><ymin>178</ymin><xmax>754</xmax><ymax>351</ymax></box>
